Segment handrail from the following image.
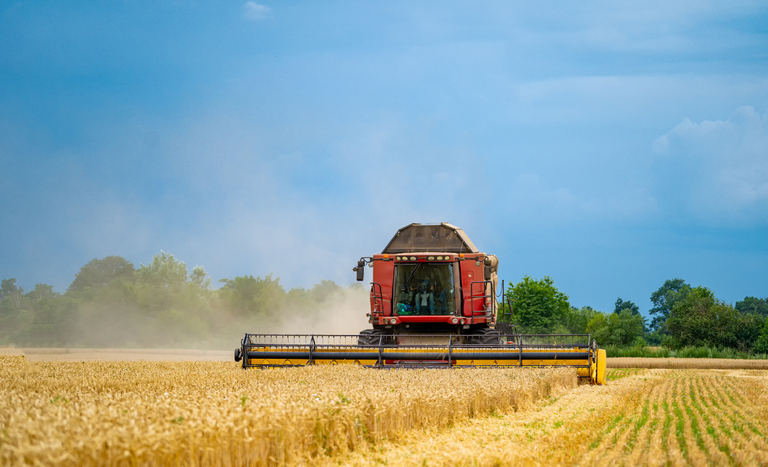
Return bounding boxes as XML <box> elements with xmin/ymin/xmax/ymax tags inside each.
<box><xmin>469</xmin><ymin>280</ymin><xmax>494</xmax><ymax>316</ymax></box>
<box><xmin>370</xmin><ymin>282</ymin><xmax>389</xmax><ymax>313</ymax></box>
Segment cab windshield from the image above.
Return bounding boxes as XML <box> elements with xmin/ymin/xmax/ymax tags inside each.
<box><xmin>393</xmin><ymin>263</ymin><xmax>455</xmax><ymax>315</ymax></box>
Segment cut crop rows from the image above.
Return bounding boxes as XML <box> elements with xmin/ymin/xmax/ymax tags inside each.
<box><xmin>322</xmin><ymin>369</ymin><xmax>768</xmax><ymax>466</ymax></box>
<box><xmin>563</xmin><ymin>370</ymin><xmax>768</xmax><ymax>466</ymax></box>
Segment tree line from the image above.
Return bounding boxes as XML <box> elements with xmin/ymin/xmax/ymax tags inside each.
<box><xmin>2</xmin><ymin>253</ymin><xmax>767</xmax><ymax>354</ymax></box>
<box><xmin>0</xmin><ymin>252</ymin><xmax>363</xmax><ymax>349</ymax></box>
<box><xmin>502</xmin><ymin>276</ymin><xmax>768</xmax><ymax>354</ymax></box>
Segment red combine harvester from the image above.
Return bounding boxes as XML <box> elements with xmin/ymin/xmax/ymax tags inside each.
<box><xmin>355</xmin><ymin>222</ymin><xmax>503</xmax><ymax>345</ymax></box>
<box><xmin>235</xmin><ymin>223</ymin><xmax>607</xmax><ymax>384</ymax></box>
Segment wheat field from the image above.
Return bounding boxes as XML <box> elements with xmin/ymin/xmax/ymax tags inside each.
<box><xmin>0</xmin><ymin>356</ymin><xmax>574</xmax><ymax>466</ymax></box>
<box><xmin>3</xmin><ymin>355</ymin><xmax>767</xmax><ymax>466</ymax></box>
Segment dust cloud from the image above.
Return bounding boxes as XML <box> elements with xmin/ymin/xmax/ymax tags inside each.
<box><xmin>259</xmin><ymin>287</ymin><xmax>371</xmax><ymax>336</ymax></box>
<box><xmin>8</xmin><ymin>284</ymin><xmax>374</xmax><ymax>352</ymax></box>
<box><xmin>135</xmin><ymin>285</ymin><xmax>373</xmax><ymax>349</ymax></box>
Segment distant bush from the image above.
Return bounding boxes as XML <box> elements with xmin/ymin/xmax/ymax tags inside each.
<box><xmin>604</xmin><ymin>344</ymin><xmax>768</xmax><ymax>359</ymax></box>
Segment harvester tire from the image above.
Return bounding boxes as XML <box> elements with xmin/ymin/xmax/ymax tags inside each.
<box><xmin>358</xmin><ymin>329</ymin><xmax>392</xmax><ymax>346</ymax></box>
<box><xmin>468</xmin><ymin>328</ymin><xmax>503</xmax><ymax>346</ymax></box>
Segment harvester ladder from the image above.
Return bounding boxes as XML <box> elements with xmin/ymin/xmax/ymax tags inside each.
<box><xmin>469</xmin><ymin>280</ymin><xmax>495</xmax><ymax>315</ymax></box>
<box><xmin>370</xmin><ymin>282</ymin><xmax>388</xmax><ymax>313</ymax></box>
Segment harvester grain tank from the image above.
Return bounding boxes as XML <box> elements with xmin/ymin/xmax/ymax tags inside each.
<box><xmin>235</xmin><ymin>223</ymin><xmax>607</xmax><ymax>384</ymax></box>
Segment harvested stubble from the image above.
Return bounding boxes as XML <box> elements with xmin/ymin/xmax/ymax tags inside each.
<box><xmin>607</xmin><ymin>357</ymin><xmax>768</xmax><ymax>370</ymax></box>
<box><xmin>0</xmin><ymin>356</ymin><xmax>575</xmax><ymax>466</ymax></box>
<box><xmin>324</xmin><ymin>368</ymin><xmax>768</xmax><ymax>466</ymax></box>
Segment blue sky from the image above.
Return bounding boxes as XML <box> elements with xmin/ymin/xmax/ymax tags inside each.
<box><xmin>1</xmin><ymin>1</ymin><xmax>767</xmax><ymax>315</ymax></box>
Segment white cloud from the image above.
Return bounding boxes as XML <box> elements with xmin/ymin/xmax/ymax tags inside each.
<box><xmin>242</xmin><ymin>1</ymin><xmax>270</xmax><ymax>21</ymax></box>
<box><xmin>653</xmin><ymin>106</ymin><xmax>768</xmax><ymax>224</ymax></box>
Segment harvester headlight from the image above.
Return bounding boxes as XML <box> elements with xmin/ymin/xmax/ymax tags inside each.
<box><xmin>451</xmin><ymin>317</ymin><xmax>458</xmax><ymax>324</ymax></box>
<box><xmin>436</xmin><ymin>256</ymin><xmax>443</xmax><ymax>260</ymax></box>
<box><xmin>428</xmin><ymin>256</ymin><xmax>435</xmax><ymax>260</ymax></box>
<box><xmin>409</xmin><ymin>256</ymin><xmax>416</xmax><ymax>261</ymax></box>
<box><xmin>460</xmin><ymin>318</ymin><xmax>465</xmax><ymax>324</ymax></box>
<box><xmin>390</xmin><ymin>318</ymin><xmax>397</xmax><ymax>324</ymax></box>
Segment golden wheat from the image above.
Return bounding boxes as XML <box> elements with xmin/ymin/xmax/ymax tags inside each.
<box><xmin>0</xmin><ymin>356</ymin><xmax>575</xmax><ymax>466</ymax></box>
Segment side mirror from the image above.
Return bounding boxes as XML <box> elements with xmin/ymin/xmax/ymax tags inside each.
<box><xmin>355</xmin><ymin>260</ymin><xmax>366</xmax><ymax>281</ymax></box>
<box><xmin>483</xmin><ymin>257</ymin><xmax>492</xmax><ymax>281</ymax></box>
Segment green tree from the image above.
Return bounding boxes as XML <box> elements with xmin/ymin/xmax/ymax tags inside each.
<box><xmin>506</xmin><ymin>276</ymin><xmax>570</xmax><ymax>333</ymax></box>
<box><xmin>0</xmin><ymin>279</ymin><xmax>27</xmax><ymax>344</ymax></box>
<box><xmin>69</xmin><ymin>256</ymin><xmax>135</xmax><ymax>292</ymax></box>
<box><xmin>21</xmin><ymin>294</ymin><xmax>79</xmax><ymax>347</ymax></box>
<box><xmin>0</xmin><ymin>284</ymin><xmax>80</xmax><ymax>346</ymax></box>
<box><xmin>649</xmin><ymin>279</ymin><xmax>691</xmax><ymax>332</ymax></box>
<box><xmin>666</xmin><ymin>286</ymin><xmax>760</xmax><ymax>350</ymax></box>
<box><xmin>0</xmin><ymin>278</ymin><xmax>23</xmax><ymax>311</ymax></box>
<box><xmin>217</xmin><ymin>274</ymin><xmax>286</xmax><ymax>316</ymax></box>
<box><xmin>1</xmin><ymin>278</ymin><xmax>19</xmax><ymax>300</ymax></box>
<box><xmin>27</xmin><ymin>283</ymin><xmax>57</xmax><ymax>301</ymax></box>
<box><xmin>189</xmin><ymin>265</ymin><xmax>212</xmax><ymax>291</ymax></box>
<box><xmin>755</xmin><ymin>318</ymin><xmax>768</xmax><ymax>354</ymax></box>
<box><xmin>563</xmin><ymin>306</ymin><xmax>602</xmax><ymax>334</ymax></box>
<box><xmin>587</xmin><ymin>309</ymin><xmax>645</xmax><ymax>346</ymax></box>
<box><xmin>614</xmin><ymin>297</ymin><xmax>640</xmax><ymax>316</ymax></box>
<box><xmin>735</xmin><ymin>296</ymin><xmax>768</xmax><ymax>317</ymax></box>
<box><xmin>136</xmin><ymin>251</ymin><xmax>188</xmax><ymax>289</ymax></box>
<box><xmin>734</xmin><ymin>312</ymin><xmax>765</xmax><ymax>352</ymax></box>
<box><xmin>134</xmin><ymin>251</ymin><xmax>213</xmax><ymax>319</ymax></box>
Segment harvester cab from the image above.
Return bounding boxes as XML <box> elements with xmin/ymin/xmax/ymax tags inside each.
<box><xmin>235</xmin><ymin>223</ymin><xmax>607</xmax><ymax>385</ymax></box>
<box><xmin>355</xmin><ymin>223</ymin><xmax>499</xmax><ymax>344</ymax></box>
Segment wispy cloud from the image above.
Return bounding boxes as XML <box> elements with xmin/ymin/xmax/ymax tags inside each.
<box><xmin>242</xmin><ymin>1</ymin><xmax>270</xmax><ymax>21</ymax></box>
<box><xmin>653</xmin><ymin>106</ymin><xmax>768</xmax><ymax>225</ymax></box>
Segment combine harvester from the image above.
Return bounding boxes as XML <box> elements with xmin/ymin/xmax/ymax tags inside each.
<box><xmin>234</xmin><ymin>223</ymin><xmax>607</xmax><ymax>384</ymax></box>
